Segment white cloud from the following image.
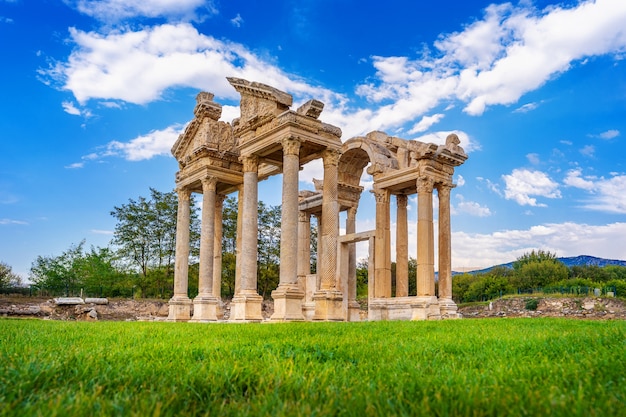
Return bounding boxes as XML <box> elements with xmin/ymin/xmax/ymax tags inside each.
<box><xmin>62</xmin><ymin>101</ymin><xmax>82</xmax><ymax>115</ymax></box>
<box><xmin>452</xmin><ymin>221</ymin><xmax>626</xmax><ymax>269</ymax></box>
<box><xmin>357</xmin><ymin>0</ymin><xmax>626</xmax><ymax>116</ymax></box>
<box><xmin>526</xmin><ymin>153</ymin><xmax>540</xmax><ymax>165</ymax></box>
<box><xmin>69</xmin><ymin>0</ymin><xmax>214</xmax><ymax>23</ymax></box>
<box><xmin>599</xmin><ymin>129</ymin><xmax>620</xmax><ymax>139</ymax></box>
<box><xmin>454</xmin><ymin>195</ymin><xmax>492</xmax><ymax>217</ymax></box>
<box><xmin>65</xmin><ymin>162</ymin><xmax>85</xmax><ymax>169</ymax></box>
<box><xmin>414</xmin><ymin>130</ymin><xmax>477</xmax><ymax>153</ymax></box>
<box><xmin>408</xmin><ymin>113</ymin><xmax>444</xmax><ymax>134</ymax></box>
<box><xmin>564</xmin><ymin>169</ymin><xmax>626</xmax><ymax>213</ymax></box>
<box><xmin>106</xmin><ymin>124</ymin><xmax>183</xmax><ymax>161</ymax></box>
<box><xmin>513</xmin><ymin>102</ymin><xmax>539</xmax><ymax>113</ymax></box>
<box><xmin>90</xmin><ymin>229</ymin><xmax>114</xmax><ymax>235</ymax></box>
<box><xmin>579</xmin><ymin>144</ymin><xmax>595</xmax><ymax>157</ymax></box>
<box><xmin>231</xmin><ymin>13</ymin><xmax>243</xmax><ymax>28</ymax></box>
<box><xmin>0</xmin><ymin>218</ymin><xmax>28</xmax><ymax>225</ymax></box>
<box><xmin>502</xmin><ymin>168</ymin><xmax>561</xmax><ymax>206</ymax></box>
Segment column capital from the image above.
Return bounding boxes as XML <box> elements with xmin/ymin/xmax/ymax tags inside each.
<box><xmin>417</xmin><ymin>176</ymin><xmax>434</xmax><ymax>194</ymax></box>
<box><xmin>298</xmin><ymin>211</ymin><xmax>311</xmax><ymax>222</ymax></box>
<box><xmin>240</xmin><ymin>154</ymin><xmax>259</xmax><ymax>172</ymax></box>
<box><xmin>176</xmin><ymin>187</ymin><xmax>191</xmax><ymax>202</ymax></box>
<box><xmin>201</xmin><ymin>176</ymin><xmax>218</xmax><ymax>192</ymax></box>
<box><xmin>282</xmin><ymin>137</ymin><xmax>302</xmax><ymax>156</ymax></box>
<box><xmin>216</xmin><ymin>193</ymin><xmax>227</xmax><ymax>208</ymax></box>
<box><xmin>396</xmin><ymin>194</ymin><xmax>408</xmax><ymax>208</ymax></box>
<box><xmin>371</xmin><ymin>187</ymin><xmax>389</xmax><ymax>204</ymax></box>
<box><xmin>436</xmin><ymin>182</ymin><xmax>455</xmax><ymax>196</ymax></box>
<box><xmin>347</xmin><ymin>205</ymin><xmax>358</xmax><ymax>220</ymax></box>
<box><xmin>322</xmin><ymin>149</ymin><xmax>341</xmax><ymax>167</ymax></box>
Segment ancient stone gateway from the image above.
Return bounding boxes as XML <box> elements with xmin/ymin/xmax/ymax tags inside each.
<box><xmin>167</xmin><ymin>78</ymin><xmax>467</xmax><ymax>322</ymax></box>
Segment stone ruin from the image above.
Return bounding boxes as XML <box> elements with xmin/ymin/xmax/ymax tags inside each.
<box><xmin>167</xmin><ymin>77</ymin><xmax>467</xmax><ymax>322</ymax></box>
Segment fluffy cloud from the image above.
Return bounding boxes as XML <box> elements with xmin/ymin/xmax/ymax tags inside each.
<box><xmin>357</xmin><ymin>0</ymin><xmax>626</xmax><ymax>116</ymax></box>
<box><xmin>106</xmin><ymin>124</ymin><xmax>184</xmax><ymax>161</ymax></box>
<box><xmin>69</xmin><ymin>0</ymin><xmax>214</xmax><ymax>23</ymax></box>
<box><xmin>452</xmin><ymin>221</ymin><xmax>626</xmax><ymax>269</ymax></box>
<box><xmin>564</xmin><ymin>169</ymin><xmax>626</xmax><ymax>213</ymax></box>
<box><xmin>502</xmin><ymin>169</ymin><xmax>561</xmax><ymax>206</ymax></box>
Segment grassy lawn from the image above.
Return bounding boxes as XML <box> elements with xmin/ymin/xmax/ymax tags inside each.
<box><xmin>0</xmin><ymin>318</ymin><xmax>624</xmax><ymax>416</ymax></box>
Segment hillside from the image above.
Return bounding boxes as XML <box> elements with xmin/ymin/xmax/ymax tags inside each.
<box><xmin>459</xmin><ymin>255</ymin><xmax>626</xmax><ymax>275</ymax></box>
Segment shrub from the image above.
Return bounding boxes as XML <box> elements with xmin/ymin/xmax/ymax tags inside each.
<box><xmin>525</xmin><ymin>298</ymin><xmax>539</xmax><ymax>310</ymax></box>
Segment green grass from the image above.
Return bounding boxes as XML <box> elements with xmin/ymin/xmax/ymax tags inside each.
<box><xmin>0</xmin><ymin>318</ymin><xmax>624</xmax><ymax>416</ymax></box>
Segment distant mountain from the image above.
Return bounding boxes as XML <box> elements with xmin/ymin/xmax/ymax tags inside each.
<box><xmin>455</xmin><ymin>255</ymin><xmax>626</xmax><ymax>275</ymax></box>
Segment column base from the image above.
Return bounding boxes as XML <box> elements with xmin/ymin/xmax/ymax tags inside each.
<box><xmin>411</xmin><ymin>296</ymin><xmax>442</xmax><ymax>321</ymax></box>
<box><xmin>167</xmin><ymin>296</ymin><xmax>192</xmax><ymax>322</ymax></box>
<box><xmin>347</xmin><ymin>300</ymin><xmax>361</xmax><ymax>322</ymax></box>
<box><xmin>439</xmin><ymin>298</ymin><xmax>461</xmax><ymax>319</ymax></box>
<box><xmin>229</xmin><ymin>292</ymin><xmax>263</xmax><ymax>322</ymax></box>
<box><xmin>190</xmin><ymin>295</ymin><xmax>220</xmax><ymax>322</ymax></box>
<box><xmin>312</xmin><ymin>289</ymin><xmax>344</xmax><ymax>321</ymax></box>
<box><xmin>270</xmin><ymin>285</ymin><xmax>305</xmax><ymax>321</ymax></box>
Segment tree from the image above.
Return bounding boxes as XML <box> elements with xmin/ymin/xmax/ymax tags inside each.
<box><xmin>110</xmin><ymin>188</ymin><xmax>199</xmax><ymax>297</ymax></box>
<box><xmin>512</xmin><ymin>250</ymin><xmax>568</xmax><ymax>290</ymax></box>
<box><xmin>0</xmin><ymin>262</ymin><xmax>22</xmax><ymax>289</ymax></box>
<box><xmin>30</xmin><ymin>241</ymin><xmax>86</xmax><ymax>295</ymax></box>
<box><xmin>257</xmin><ymin>201</ymin><xmax>281</xmax><ymax>298</ymax></box>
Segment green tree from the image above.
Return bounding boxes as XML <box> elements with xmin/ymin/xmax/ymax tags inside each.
<box><xmin>110</xmin><ymin>188</ymin><xmax>199</xmax><ymax>297</ymax></box>
<box><xmin>512</xmin><ymin>250</ymin><xmax>568</xmax><ymax>290</ymax></box>
<box><xmin>0</xmin><ymin>261</ymin><xmax>22</xmax><ymax>289</ymax></box>
<box><xmin>257</xmin><ymin>201</ymin><xmax>281</xmax><ymax>299</ymax></box>
<box><xmin>30</xmin><ymin>241</ymin><xmax>86</xmax><ymax>295</ymax></box>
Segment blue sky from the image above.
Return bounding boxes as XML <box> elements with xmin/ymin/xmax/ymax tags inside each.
<box><xmin>1</xmin><ymin>0</ymin><xmax>625</xmax><ymax>279</ymax></box>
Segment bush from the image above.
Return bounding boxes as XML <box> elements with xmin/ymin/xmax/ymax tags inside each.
<box><xmin>525</xmin><ymin>298</ymin><xmax>539</xmax><ymax>310</ymax></box>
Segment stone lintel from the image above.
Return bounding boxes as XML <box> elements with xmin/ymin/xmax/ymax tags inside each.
<box><xmin>176</xmin><ymin>166</ymin><xmax>243</xmax><ymax>195</ymax></box>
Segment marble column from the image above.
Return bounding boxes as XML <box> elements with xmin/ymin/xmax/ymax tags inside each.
<box><xmin>191</xmin><ymin>177</ymin><xmax>219</xmax><ymax>322</ymax></box>
<box><xmin>313</xmin><ymin>149</ymin><xmax>343</xmax><ymax>321</ymax></box>
<box><xmin>231</xmin><ymin>155</ymin><xmax>263</xmax><ymax>321</ymax></box>
<box><xmin>297</xmin><ymin>211</ymin><xmax>312</xmax><ymax>279</ymax></box>
<box><xmin>272</xmin><ymin>137</ymin><xmax>305</xmax><ymax>321</ymax></box>
<box><xmin>396</xmin><ymin>194</ymin><xmax>409</xmax><ymax>297</ymax></box>
<box><xmin>416</xmin><ymin>177</ymin><xmax>435</xmax><ymax>297</ymax></box>
<box><xmin>213</xmin><ymin>194</ymin><xmax>226</xmax><ymax>302</ymax></box>
<box><xmin>373</xmin><ymin>187</ymin><xmax>391</xmax><ymax>298</ymax></box>
<box><xmin>167</xmin><ymin>188</ymin><xmax>192</xmax><ymax>321</ymax></box>
<box><xmin>412</xmin><ymin>176</ymin><xmax>440</xmax><ymax>320</ymax></box>
<box><xmin>437</xmin><ymin>184</ymin><xmax>459</xmax><ymax>318</ymax></box>
<box><xmin>234</xmin><ymin>184</ymin><xmax>244</xmax><ymax>296</ymax></box>
<box><xmin>346</xmin><ymin>206</ymin><xmax>361</xmax><ymax>321</ymax></box>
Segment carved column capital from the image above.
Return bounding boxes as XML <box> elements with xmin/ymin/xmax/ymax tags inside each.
<box><xmin>416</xmin><ymin>177</ymin><xmax>434</xmax><ymax>194</ymax></box>
<box><xmin>298</xmin><ymin>211</ymin><xmax>311</xmax><ymax>222</ymax></box>
<box><xmin>396</xmin><ymin>194</ymin><xmax>408</xmax><ymax>208</ymax></box>
<box><xmin>282</xmin><ymin>137</ymin><xmax>302</xmax><ymax>156</ymax></box>
<box><xmin>240</xmin><ymin>154</ymin><xmax>259</xmax><ymax>172</ymax></box>
<box><xmin>176</xmin><ymin>187</ymin><xmax>191</xmax><ymax>202</ymax></box>
<box><xmin>371</xmin><ymin>188</ymin><xmax>389</xmax><ymax>204</ymax></box>
<box><xmin>322</xmin><ymin>149</ymin><xmax>341</xmax><ymax>167</ymax></box>
<box><xmin>216</xmin><ymin>193</ymin><xmax>227</xmax><ymax>208</ymax></box>
<box><xmin>347</xmin><ymin>206</ymin><xmax>358</xmax><ymax>221</ymax></box>
<box><xmin>201</xmin><ymin>176</ymin><xmax>218</xmax><ymax>192</ymax></box>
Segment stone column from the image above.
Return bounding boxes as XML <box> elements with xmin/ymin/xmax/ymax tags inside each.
<box><xmin>231</xmin><ymin>155</ymin><xmax>263</xmax><ymax>321</ymax></box>
<box><xmin>396</xmin><ymin>194</ymin><xmax>409</xmax><ymax>297</ymax></box>
<box><xmin>412</xmin><ymin>176</ymin><xmax>440</xmax><ymax>320</ymax></box>
<box><xmin>213</xmin><ymin>194</ymin><xmax>226</xmax><ymax>319</ymax></box>
<box><xmin>346</xmin><ymin>206</ymin><xmax>360</xmax><ymax>321</ymax></box>
<box><xmin>235</xmin><ymin>184</ymin><xmax>244</xmax><ymax>296</ymax></box>
<box><xmin>313</xmin><ymin>149</ymin><xmax>343</xmax><ymax>321</ymax></box>
<box><xmin>167</xmin><ymin>188</ymin><xmax>192</xmax><ymax>321</ymax></box>
<box><xmin>373</xmin><ymin>187</ymin><xmax>391</xmax><ymax>298</ymax></box>
<box><xmin>272</xmin><ymin>137</ymin><xmax>305</xmax><ymax>321</ymax></box>
<box><xmin>437</xmin><ymin>184</ymin><xmax>459</xmax><ymax>318</ymax></box>
<box><xmin>416</xmin><ymin>177</ymin><xmax>435</xmax><ymax>296</ymax></box>
<box><xmin>297</xmin><ymin>211</ymin><xmax>311</xmax><ymax>279</ymax></box>
<box><xmin>192</xmin><ymin>177</ymin><xmax>219</xmax><ymax>322</ymax></box>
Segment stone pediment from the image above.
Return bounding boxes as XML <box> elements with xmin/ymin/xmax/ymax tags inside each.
<box><xmin>172</xmin><ymin>92</ymin><xmax>239</xmax><ymax>168</ymax></box>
